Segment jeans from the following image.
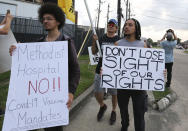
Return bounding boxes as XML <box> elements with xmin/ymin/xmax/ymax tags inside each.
<box><xmin>165</xmin><ymin>62</ymin><xmax>173</xmax><ymax>87</ymax></box>
<box><xmin>117</xmin><ymin>90</ymin><xmax>147</xmax><ymax>131</ymax></box>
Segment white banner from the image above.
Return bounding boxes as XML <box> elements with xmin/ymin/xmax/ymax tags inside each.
<box><xmin>102</xmin><ymin>45</ymin><xmax>165</xmax><ymax>91</ymax></box>
<box><xmin>88</xmin><ymin>46</ymin><xmax>100</xmax><ymax>65</ymax></box>
<box><xmin>3</xmin><ymin>41</ymin><xmax>69</xmax><ymax>131</ymax></box>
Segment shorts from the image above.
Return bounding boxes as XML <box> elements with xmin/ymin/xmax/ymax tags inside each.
<box><xmin>94</xmin><ymin>73</ymin><xmax>117</xmax><ymax>95</ymax></box>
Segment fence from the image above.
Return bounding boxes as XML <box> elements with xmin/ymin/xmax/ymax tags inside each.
<box><xmin>0</xmin><ymin>15</ymin><xmax>104</xmax><ymax>55</ymax></box>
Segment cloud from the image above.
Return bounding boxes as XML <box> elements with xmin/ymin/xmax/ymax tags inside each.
<box><xmin>75</xmin><ymin>0</ymin><xmax>188</xmax><ymax>41</ymax></box>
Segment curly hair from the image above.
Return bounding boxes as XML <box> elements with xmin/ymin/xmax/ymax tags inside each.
<box><xmin>38</xmin><ymin>3</ymin><xmax>65</xmax><ymax>29</ymax></box>
<box><xmin>123</xmin><ymin>18</ymin><xmax>141</xmax><ymax>40</ymax></box>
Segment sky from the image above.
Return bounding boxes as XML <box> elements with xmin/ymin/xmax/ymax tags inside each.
<box><xmin>75</xmin><ymin>0</ymin><xmax>188</xmax><ymax>42</ymax></box>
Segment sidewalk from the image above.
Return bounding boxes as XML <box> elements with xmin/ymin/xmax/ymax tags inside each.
<box><xmin>63</xmin><ymin>83</ymin><xmax>179</xmax><ymax>131</ymax></box>
<box><xmin>63</xmin><ymin>84</ymin><xmax>155</xmax><ymax>131</ymax></box>
<box><xmin>64</xmin><ymin>93</ymin><xmax>135</xmax><ymax>131</ymax></box>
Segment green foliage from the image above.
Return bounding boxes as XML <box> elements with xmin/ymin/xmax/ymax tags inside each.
<box><xmin>177</xmin><ymin>38</ymin><xmax>181</xmax><ymax>44</ymax></box>
<box><xmin>147</xmin><ymin>38</ymin><xmax>153</xmax><ymax>44</ymax></box>
<box><xmin>152</xmin><ymin>42</ymin><xmax>158</xmax><ymax>47</ymax></box>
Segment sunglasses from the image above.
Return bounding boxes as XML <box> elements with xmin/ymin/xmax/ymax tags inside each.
<box><xmin>108</xmin><ymin>23</ymin><xmax>116</xmax><ymax>27</ymax></box>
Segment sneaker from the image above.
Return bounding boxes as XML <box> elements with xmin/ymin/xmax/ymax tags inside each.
<box><xmin>97</xmin><ymin>104</ymin><xmax>107</xmax><ymax>121</ymax></box>
<box><xmin>109</xmin><ymin>111</ymin><xmax>116</xmax><ymax>125</ymax></box>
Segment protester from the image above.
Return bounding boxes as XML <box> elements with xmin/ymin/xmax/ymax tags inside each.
<box><xmin>92</xmin><ymin>19</ymin><xmax>120</xmax><ymax>125</ymax></box>
<box><xmin>0</xmin><ymin>10</ymin><xmax>13</xmax><ymax>35</ymax></box>
<box><xmin>160</xmin><ymin>29</ymin><xmax>177</xmax><ymax>88</ymax></box>
<box><xmin>143</xmin><ymin>39</ymin><xmax>152</xmax><ymax>48</ymax></box>
<box><xmin>0</xmin><ymin>10</ymin><xmax>13</xmax><ymax>115</ymax></box>
<box><xmin>115</xmin><ymin>18</ymin><xmax>148</xmax><ymax>131</ymax></box>
<box><xmin>9</xmin><ymin>3</ymin><xmax>80</xmax><ymax>131</ymax></box>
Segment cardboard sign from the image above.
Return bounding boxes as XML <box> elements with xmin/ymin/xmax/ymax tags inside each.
<box><xmin>101</xmin><ymin>45</ymin><xmax>165</xmax><ymax>91</ymax></box>
<box><xmin>3</xmin><ymin>41</ymin><xmax>69</xmax><ymax>131</ymax></box>
<box><xmin>88</xmin><ymin>46</ymin><xmax>100</xmax><ymax>65</ymax></box>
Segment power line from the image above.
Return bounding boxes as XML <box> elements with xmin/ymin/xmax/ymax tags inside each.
<box><xmin>131</xmin><ymin>1</ymin><xmax>188</xmax><ymax>10</ymax></box>
<box><xmin>136</xmin><ymin>14</ymin><xmax>188</xmax><ymax>25</ymax></box>
<box><xmin>141</xmin><ymin>9</ymin><xmax>188</xmax><ymax>21</ymax></box>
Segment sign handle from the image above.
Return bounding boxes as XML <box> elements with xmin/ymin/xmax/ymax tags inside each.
<box><xmin>84</xmin><ymin>0</ymin><xmax>102</xmax><ymax>57</ymax></box>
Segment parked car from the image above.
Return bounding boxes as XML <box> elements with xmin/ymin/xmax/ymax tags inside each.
<box><xmin>176</xmin><ymin>45</ymin><xmax>184</xmax><ymax>49</ymax></box>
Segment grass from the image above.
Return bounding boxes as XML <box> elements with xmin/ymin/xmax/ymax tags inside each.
<box><xmin>0</xmin><ymin>84</ymin><xmax>9</xmax><ymax>109</ymax></box>
<box><xmin>78</xmin><ymin>55</ymin><xmax>90</xmax><ymax>61</ymax></box>
<box><xmin>75</xmin><ymin>55</ymin><xmax>96</xmax><ymax>98</ymax></box>
<box><xmin>184</xmin><ymin>51</ymin><xmax>188</xmax><ymax>54</ymax></box>
<box><xmin>0</xmin><ymin>55</ymin><xmax>95</xmax><ymax>130</ymax></box>
<box><xmin>152</xmin><ymin>46</ymin><xmax>161</xmax><ymax>49</ymax></box>
<box><xmin>153</xmin><ymin>87</ymin><xmax>171</xmax><ymax>101</ymax></box>
<box><xmin>0</xmin><ymin>71</ymin><xmax>10</xmax><ymax>82</ymax></box>
<box><xmin>0</xmin><ymin>117</ymin><xmax>3</xmax><ymax>130</ymax></box>
<box><xmin>0</xmin><ymin>71</ymin><xmax>10</xmax><ymax>111</ymax></box>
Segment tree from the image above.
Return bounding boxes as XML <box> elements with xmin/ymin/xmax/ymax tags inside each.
<box><xmin>147</xmin><ymin>38</ymin><xmax>153</xmax><ymax>44</ymax></box>
<box><xmin>177</xmin><ymin>38</ymin><xmax>181</xmax><ymax>45</ymax></box>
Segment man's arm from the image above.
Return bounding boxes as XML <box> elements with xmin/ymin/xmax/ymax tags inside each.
<box><xmin>171</xmin><ymin>30</ymin><xmax>177</xmax><ymax>40</ymax></box>
<box><xmin>159</xmin><ymin>33</ymin><xmax>167</xmax><ymax>42</ymax></box>
<box><xmin>0</xmin><ymin>13</ymin><xmax>13</xmax><ymax>35</ymax></box>
<box><xmin>67</xmin><ymin>39</ymin><xmax>80</xmax><ymax>109</ymax></box>
<box><xmin>0</xmin><ymin>16</ymin><xmax>7</xmax><ymax>25</ymax></box>
<box><xmin>91</xmin><ymin>34</ymin><xmax>99</xmax><ymax>54</ymax></box>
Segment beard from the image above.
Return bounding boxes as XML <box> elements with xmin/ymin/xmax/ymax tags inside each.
<box><xmin>107</xmin><ymin>30</ymin><xmax>116</xmax><ymax>34</ymax></box>
<box><xmin>124</xmin><ymin>34</ymin><xmax>131</xmax><ymax>38</ymax></box>
<box><xmin>45</xmin><ymin>28</ymin><xmax>51</xmax><ymax>31</ymax></box>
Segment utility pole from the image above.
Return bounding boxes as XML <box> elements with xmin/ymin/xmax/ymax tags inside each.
<box><xmin>126</xmin><ymin>0</ymin><xmax>129</xmax><ymax>20</ymax></box>
<box><xmin>96</xmin><ymin>0</ymin><xmax>102</xmax><ymax>32</ymax></box>
<box><xmin>107</xmin><ymin>4</ymin><xmax>110</xmax><ymax>24</ymax></box>
<box><xmin>128</xmin><ymin>2</ymin><xmax>131</xmax><ymax>19</ymax></box>
<box><xmin>117</xmin><ymin>0</ymin><xmax>122</xmax><ymax>36</ymax></box>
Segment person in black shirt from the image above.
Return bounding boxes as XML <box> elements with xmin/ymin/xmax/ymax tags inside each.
<box><xmin>92</xmin><ymin>19</ymin><xmax>120</xmax><ymax>125</ymax></box>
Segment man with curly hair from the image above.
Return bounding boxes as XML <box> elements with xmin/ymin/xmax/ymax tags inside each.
<box><xmin>9</xmin><ymin>3</ymin><xmax>80</xmax><ymax>131</ymax></box>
